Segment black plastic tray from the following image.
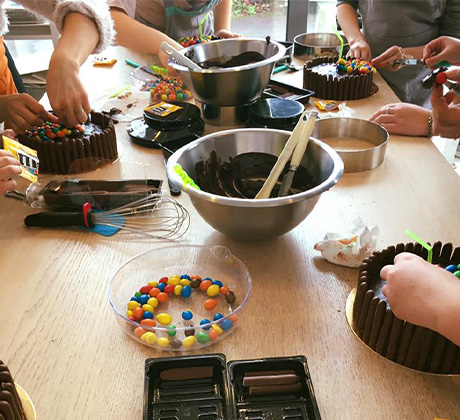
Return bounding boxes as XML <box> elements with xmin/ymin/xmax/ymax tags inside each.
<box><xmin>38</xmin><ymin>179</ymin><xmax>162</xmax><ymax>210</ymax></box>
<box><xmin>144</xmin><ymin>354</ymin><xmax>321</xmax><ymax>420</ymax></box>
<box><xmin>263</xmin><ymin>80</ymin><xmax>315</xmax><ymax>104</ymax></box>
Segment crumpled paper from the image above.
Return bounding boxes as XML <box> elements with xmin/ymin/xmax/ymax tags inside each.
<box><xmin>314</xmin><ymin>218</ymin><xmax>379</xmax><ymax>268</ymax></box>
<box><xmin>318</xmin><ymin>102</ymin><xmax>355</xmax><ymax>119</ymax></box>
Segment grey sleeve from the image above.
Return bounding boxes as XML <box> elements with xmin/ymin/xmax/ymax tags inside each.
<box><xmin>440</xmin><ymin>0</ymin><xmax>460</xmax><ymax>38</ymax></box>
<box><xmin>336</xmin><ymin>0</ymin><xmax>359</xmax><ymax>9</ymax></box>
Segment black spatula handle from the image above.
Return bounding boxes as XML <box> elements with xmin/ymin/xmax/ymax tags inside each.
<box><xmin>25</xmin><ymin>211</ymin><xmax>88</xmax><ymax>228</ymax></box>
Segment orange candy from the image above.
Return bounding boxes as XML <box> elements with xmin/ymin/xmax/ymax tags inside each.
<box><xmin>219</xmin><ymin>286</ymin><xmax>229</xmax><ymax>295</ymax></box>
<box><xmin>228</xmin><ymin>315</ymin><xmax>238</xmax><ymax>323</ymax></box>
<box><xmin>157</xmin><ymin>292</ymin><xmax>169</xmax><ymax>303</ymax></box>
<box><xmin>134</xmin><ymin>327</ymin><xmax>146</xmax><ymax>338</ymax></box>
<box><xmin>141</xmin><ymin>319</ymin><xmax>157</xmax><ymax>328</ymax></box>
<box><xmin>132</xmin><ymin>307</ymin><xmax>144</xmax><ymax>320</ymax></box>
<box><xmin>209</xmin><ymin>330</ymin><xmax>219</xmax><ymax>341</ymax></box>
<box><xmin>149</xmin><ymin>288</ymin><xmax>160</xmax><ymax>297</ymax></box>
<box><xmin>200</xmin><ymin>280</ymin><xmax>213</xmax><ymax>291</ymax></box>
<box><xmin>204</xmin><ymin>298</ymin><xmax>218</xmax><ymax>311</ymax></box>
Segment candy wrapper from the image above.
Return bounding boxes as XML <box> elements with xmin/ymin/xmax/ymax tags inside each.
<box><xmin>317</xmin><ymin>102</ymin><xmax>355</xmax><ymax>119</ymax></box>
<box><xmin>314</xmin><ymin>219</ymin><xmax>379</xmax><ymax>268</ymax></box>
<box><xmin>3</xmin><ymin>136</ymin><xmax>39</xmax><ymax>183</ymax></box>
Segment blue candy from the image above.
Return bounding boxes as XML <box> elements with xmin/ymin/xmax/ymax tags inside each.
<box><xmin>181</xmin><ymin>285</ymin><xmax>192</xmax><ymax>298</ymax></box>
<box><xmin>180</xmin><ymin>274</ymin><xmax>191</xmax><ymax>280</ymax></box>
<box><xmin>200</xmin><ymin>319</ymin><xmax>211</xmax><ymax>330</ymax></box>
<box><xmin>130</xmin><ymin>297</ymin><xmax>140</xmax><ymax>303</ymax></box>
<box><xmin>212</xmin><ymin>280</ymin><xmax>223</xmax><ymax>288</ymax></box>
<box><xmin>139</xmin><ymin>294</ymin><xmax>149</xmax><ymax>305</ymax></box>
<box><xmin>213</xmin><ymin>313</ymin><xmax>224</xmax><ymax>321</ymax></box>
<box><xmin>157</xmin><ymin>282</ymin><xmax>166</xmax><ymax>292</ymax></box>
<box><xmin>446</xmin><ymin>264</ymin><xmax>458</xmax><ymax>273</ymax></box>
<box><xmin>204</xmin><ymin>277</ymin><xmax>212</xmax><ymax>281</ymax></box>
<box><xmin>142</xmin><ymin>311</ymin><xmax>154</xmax><ymax>319</ymax></box>
<box><xmin>182</xmin><ymin>310</ymin><xmax>193</xmax><ymax>320</ymax></box>
<box><xmin>221</xmin><ymin>319</ymin><xmax>233</xmax><ymax>331</ymax></box>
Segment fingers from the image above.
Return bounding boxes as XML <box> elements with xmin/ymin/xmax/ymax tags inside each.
<box><xmin>445</xmin><ymin>68</ymin><xmax>460</xmax><ymax>83</ymax></box>
<box><xmin>423</xmin><ymin>39</ymin><xmax>444</xmax><ymax>67</ymax></box>
<box><xmin>0</xmin><ymin>179</ymin><xmax>18</xmax><ymax>195</ymax></box>
<box><xmin>393</xmin><ymin>252</ymin><xmax>419</xmax><ymax>263</ymax></box>
<box><xmin>0</xmin><ymin>157</ymin><xmax>22</xmax><ymax>181</ymax></box>
<box><xmin>371</xmin><ymin>46</ymin><xmax>401</xmax><ymax>69</ymax></box>
<box><xmin>430</xmin><ymin>83</ymin><xmax>447</xmax><ymax>111</ymax></box>
<box><xmin>2</xmin><ymin>129</ymin><xmax>16</xmax><ymax>139</ymax></box>
<box><xmin>380</xmin><ymin>264</ymin><xmax>393</xmax><ymax>280</ymax></box>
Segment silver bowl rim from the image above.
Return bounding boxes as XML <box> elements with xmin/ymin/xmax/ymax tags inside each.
<box><xmin>169</xmin><ymin>38</ymin><xmax>287</xmax><ymax>74</ymax></box>
<box><xmin>167</xmin><ymin>128</ymin><xmax>344</xmax><ymax>208</ymax></box>
<box><xmin>293</xmin><ymin>32</ymin><xmax>349</xmax><ymax>47</ymax></box>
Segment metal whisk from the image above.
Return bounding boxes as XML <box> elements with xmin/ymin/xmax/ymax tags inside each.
<box><xmin>24</xmin><ymin>193</ymin><xmax>190</xmax><ymax>239</ymax></box>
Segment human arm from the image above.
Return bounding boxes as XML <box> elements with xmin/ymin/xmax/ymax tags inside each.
<box><xmin>110</xmin><ymin>8</ymin><xmax>182</xmax><ymax>69</ymax></box>
<box><xmin>381</xmin><ymin>253</ymin><xmax>460</xmax><ymax>347</ymax></box>
<box><xmin>0</xmin><ymin>149</ymin><xmax>21</xmax><ymax>194</ymax></box>
<box><xmin>430</xmin><ymin>68</ymin><xmax>460</xmax><ymax>138</ymax></box>
<box><xmin>423</xmin><ymin>36</ymin><xmax>460</xmax><ymax>67</ymax></box>
<box><xmin>336</xmin><ymin>2</ymin><xmax>371</xmax><ymax>61</ymax></box>
<box><xmin>369</xmin><ymin>103</ymin><xmax>431</xmax><ymax>136</ymax></box>
<box><xmin>213</xmin><ymin>0</ymin><xmax>242</xmax><ymax>38</ymax></box>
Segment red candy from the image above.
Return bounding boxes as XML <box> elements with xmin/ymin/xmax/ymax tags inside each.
<box><xmin>140</xmin><ymin>285</ymin><xmax>153</xmax><ymax>294</ymax></box>
<box><xmin>435</xmin><ymin>72</ymin><xmax>448</xmax><ymax>85</ymax></box>
<box><xmin>164</xmin><ymin>284</ymin><xmax>175</xmax><ymax>294</ymax></box>
<box><xmin>159</xmin><ymin>277</ymin><xmax>169</xmax><ymax>284</ymax></box>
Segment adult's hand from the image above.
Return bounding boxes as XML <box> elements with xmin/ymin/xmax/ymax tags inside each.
<box><xmin>423</xmin><ymin>36</ymin><xmax>460</xmax><ymax>68</ymax></box>
<box><xmin>47</xmin><ymin>55</ymin><xmax>91</xmax><ymax>128</ymax></box>
<box><xmin>347</xmin><ymin>38</ymin><xmax>371</xmax><ymax>61</ymax></box>
<box><xmin>0</xmin><ymin>93</ymin><xmax>58</xmax><ymax>134</ymax></box>
<box><xmin>0</xmin><ymin>149</ymin><xmax>21</xmax><ymax>194</ymax></box>
<box><xmin>431</xmin><ymin>68</ymin><xmax>460</xmax><ymax>138</ymax></box>
<box><xmin>371</xmin><ymin>46</ymin><xmax>404</xmax><ymax>71</ymax></box>
<box><xmin>369</xmin><ymin>102</ymin><xmax>431</xmax><ymax>136</ymax></box>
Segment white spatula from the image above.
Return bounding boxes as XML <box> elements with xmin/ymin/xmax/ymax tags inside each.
<box><xmin>160</xmin><ymin>41</ymin><xmax>201</xmax><ymax>71</ymax></box>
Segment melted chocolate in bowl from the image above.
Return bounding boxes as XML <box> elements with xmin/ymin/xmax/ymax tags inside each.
<box><xmin>195</xmin><ymin>151</ymin><xmax>318</xmax><ymax>199</ymax></box>
<box><xmin>197</xmin><ymin>51</ymin><xmax>266</xmax><ymax>69</ymax></box>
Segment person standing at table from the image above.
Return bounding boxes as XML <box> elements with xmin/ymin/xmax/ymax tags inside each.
<box><xmin>337</xmin><ymin>0</ymin><xmax>460</xmax><ymax>108</ymax></box>
<box><xmin>0</xmin><ymin>0</ymin><xmax>115</xmax><ymax>131</ymax></box>
<box><xmin>108</xmin><ymin>0</ymin><xmax>242</xmax><ymax>69</ymax></box>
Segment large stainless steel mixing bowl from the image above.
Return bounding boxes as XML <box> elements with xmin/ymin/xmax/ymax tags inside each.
<box><xmin>169</xmin><ymin>39</ymin><xmax>286</xmax><ymax>107</ymax></box>
<box><xmin>167</xmin><ymin>129</ymin><xmax>344</xmax><ymax>240</ymax></box>
<box><xmin>294</xmin><ymin>32</ymin><xmax>349</xmax><ymax>60</ymax></box>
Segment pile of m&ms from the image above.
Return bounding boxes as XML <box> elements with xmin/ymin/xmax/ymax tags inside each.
<box><xmin>445</xmin><ymin>264</ymin><xmax>460</xmax><ymax>278</ymax></box>
<box><xmin>177</xmin><ymin>35</ymin><xmax>218</xmax><ymax>47</ymax></box>
<box><xmin>140</xmin><ymin>76</ymin><xmax>192</xmax><ymax>102</ymax></box>
<box><xmin>336</xmin><ymin>58</ymin><xmax>376</xmax><ymax>75</ymax></box>
<box><xmin>27</xmin><ymin>121</ymin><xmax>85</xmax><ymax>142</ymax></box>
<box><xmin>126</xmin><ymin>274</ymin><xmax>237</xmax><ymax>350</ymax></box>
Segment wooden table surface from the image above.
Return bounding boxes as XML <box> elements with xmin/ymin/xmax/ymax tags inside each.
<box><xmin>1</xmin><ymin>46</ymin><xmax>460</xmax><ymax>420</ymax></box>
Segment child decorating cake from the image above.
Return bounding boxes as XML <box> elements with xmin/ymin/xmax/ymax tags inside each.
<box><xmin>108</xmin><ymin>0</ymin><xmax>242</xmax><ymax>69</ymax></box>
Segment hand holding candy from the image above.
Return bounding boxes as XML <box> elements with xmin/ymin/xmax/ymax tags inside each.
<box><xmin>423</xmin><ymin>36</ymin><xmax>460</xmax><ymax>68</ymax></box>
<box><xmin>431</xmin><ymin>67</ymin><xmax>460</xmax><ymax>138</ymax></box>
<box><xmin>0</xmin><ymin>93</ymin><xmax>58</xmax><ymax>134</ymax></box>
<box><xmin>346</xmin><ymin>38</ymin><xmax>371</xmax><ymax>62</ymax></box>
<box><xmin>381</xmin><ymin>253</ymin><xmax>460</xmax><ymax>341</ymax></box>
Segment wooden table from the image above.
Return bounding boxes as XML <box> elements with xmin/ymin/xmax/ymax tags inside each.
<box><xmin>1</xmin><ymin>46</ymin><xmax>459</xmax><ymax>420</ymax></box>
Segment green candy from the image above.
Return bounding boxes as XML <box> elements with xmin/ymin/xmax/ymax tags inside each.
<box><xmin>196</xmin><ymin>331</ymin><xmax>210</xmax><ymax>344</ymax></box>
<box><xmin>168</xmin><ymin>325</ymin><xmax>177</xmax><ymax>337</ymax></box>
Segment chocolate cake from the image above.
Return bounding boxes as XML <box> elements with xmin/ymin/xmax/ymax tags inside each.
<box><xmin>353</xmin><ymin>242</ymin><xmax>460</xmax><ymax>374</ymax></box>
<box><xmin>0</xmin><ymin>361</ymin><xmax>27</xmax><ymax>420</ymax></box>
<box><xmin>18</xmin><ymin>111</ymin><xmax>117</xmax><ymax>174</ymax></box>
<box><xmin>195</xmin><ymin>151</ymin><xmax>318</xmax><ymax>198</ymax></box>
<box><xmin>303</xmin><ymin>56</ymin><xmax>374</xmax><ymax>100</ymax></box>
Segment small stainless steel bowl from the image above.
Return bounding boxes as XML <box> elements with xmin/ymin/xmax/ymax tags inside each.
<box><xmin>169</xmin><ymin>38</ymin><xmax>286</xmax><ymax>107</ymax></box>
<box><xmin>312</xmin><ymin>118</ymin><xmax>389</xmax><ymax>173</ymax></box>
<box><xmin>167</xmin><ymin>128</ymin><xmax>344</xmax><ymax>240</ymax></box>
<box><xmin>294</xmin><ymin>32</ymin><xmax>348</xmax><ymax>60</ymax></box>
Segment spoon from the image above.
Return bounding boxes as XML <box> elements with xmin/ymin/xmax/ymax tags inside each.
<box><xmin>160</xmin><ymin>41</ymin><xmax>201</xmax><ymax>71</ymax></box>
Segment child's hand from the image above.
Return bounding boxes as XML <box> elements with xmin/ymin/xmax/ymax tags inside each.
<box><xmin>0</xmin><ymin>149</ymin><xmax>22</xmax><ymax>194</ymax></box>
<box><xmin>347</xmin><ymin>38</ymin><xmax>371</xmax><ymax>61</ymax></box>
<box><xmin>380</xmin><ymin>253</ymin><xmax>459</xmax><ymax>331</ymax></box>
<box><xmin>0</xmin><ymin>93</ymin><xmax>58</xmax><ymax>134</ymax></box>
<box><xmin>431</xmin><ymin>68</ymin><xmax>460</xmax><ymax>139</ymax></box>
<box><xmin>215</xmin><ymin>29</ymin><xmax>242</xmax><ymax>38</ymax></box>
<box><xmin>423</xmin><ymin>36</ymin><xmax>460</xmax><ymax>68</ymax></box>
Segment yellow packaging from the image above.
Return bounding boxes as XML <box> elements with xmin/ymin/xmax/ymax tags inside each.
<box><xmin>93</xmin><ymin>56</ymin><xmax>117</xmax><ymax>67</ymax></box>
<box><xmin>145</xmin><ymin>102</ymin><xmax>183</xmax><ymax>118</ymax></box>
<box><xmin>314</xmin><ymin>100</ymin><xmax>340</xmax><ymax>112</ymax></box>
<box><xmin>3</xmin><ymin>136</ymin><xmax>39</xmax><ymax>183</ymax></box>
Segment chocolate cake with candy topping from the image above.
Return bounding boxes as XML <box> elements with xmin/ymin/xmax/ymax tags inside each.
<box><xmin>303</xmin><ymin>56</ymin><xmax>375</xmax><ymax>100</ymax></box>
<box><xmin>0</xmin><ymin>361</ymin><xmax>26</xmax><ymax>420</ymax></box>
<box><xmin>18</xmin><ymin>111</ymin><xmax>117</xmax><ymax>174</ymax></box>
<box><xmin>353</xmin><ymin>242</ymin><xmax>460</xmax><ymax>374</ymax></box>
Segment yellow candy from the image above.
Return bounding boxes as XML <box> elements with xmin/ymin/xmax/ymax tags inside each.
<box><xmin>141</xmin><ymin>332</ymin><xmax>149</xmax><ymax>342</ymax></box>
<box><xmin>211</xmin><ymin>324</ymin><xmax>223</xmax><ymax>335</ymax></box>
<box><xmin>183</xmin><ymin>336</ymin><xmax>196</xmax><ymax>348</ymax></box>
<box><xmin>174</xmin><ymin>285</ymin><xmax>183</xmax><ymax>296</ymax></box>
<box><xmin>147</xmin><ymin>297</ymin><xmax>159</xmax><ymax>308</ymax></box>
<box><xmin>180</xmin><ymin>279</ymin><xmax>191</xmax><ymax>286</ymax></box>
<box><xmin>142</xmin><ymin>304</ymin><xmax>154</xmax><ymax>312</ymax></box>
<box><xmin>207</xmin><ymin>284</ymin><xmax>220</xmax><ymax>297</ymax></box>
<box><xmin>167</xmin><ymin>276</ymin><xmax>180</xmax><ymax>286</ymax></box>
<box><xmin>145</xmin><ymin>332</ymin><xmax>157</xmax><ymax>345</ymax></box>
<box><xmin>148</xmin><ymin>281</ymin><xmax>159</xmax><ymax>287</ymax></box>
<box><xmin>126</xmin><ymin>310</ymin><xmax>133</xmax><ymax>317</ymax></box>
<box><xmin>127</xmin><ymin>300</ymin><xmax>140</xmax><ymax>310</ymax></box>
<box><xmin>372</xmin><ymin>67</ymin><xmax>377</xmax><ymax>73</ymax></box>
<box><xmin>338</xmin><ymin>58</ymin><xmax>346</xmax><ymax>65</ymax></box>
<box><xmin>157</xmin><ymin>337</ymin><xmax>170</xmax><ymax>348</ymax></box>
<box><xmin>156</xmin><ymin>313</ymin><xmax>172</xmax><ymax>325</ymax></box>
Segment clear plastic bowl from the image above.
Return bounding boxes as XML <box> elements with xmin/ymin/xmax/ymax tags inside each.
<box><xmin>109</xmin><ymin>245</ymin><xmax>251</xmax><ymax>351</ymax></box>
